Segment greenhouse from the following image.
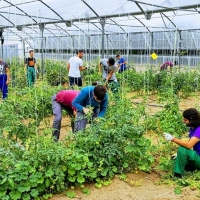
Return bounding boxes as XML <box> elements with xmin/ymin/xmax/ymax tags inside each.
<box><xmin>1</xmin><ymin>1</ymin><xmax>200</xmax><ymax>200</ymax></box>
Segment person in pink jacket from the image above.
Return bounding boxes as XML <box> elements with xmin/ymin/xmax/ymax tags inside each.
<box><xmin>160</xmin><ymin>61</ymin><xmax>178</xmax><ymax>71</ymax></box>
<box><xmin>52</xmin><ymin>90</ymin><xmax>79</xmax><ymax>141</ymax></box>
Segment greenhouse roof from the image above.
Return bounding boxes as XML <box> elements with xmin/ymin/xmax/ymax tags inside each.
<box><xmin>1</xmin><ymin>0</ymin><xmax>200</xmax><ymax>40</ymax></box>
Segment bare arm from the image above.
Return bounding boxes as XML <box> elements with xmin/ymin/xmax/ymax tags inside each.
<box><xmin>172</xmin><ymin>137</ymin><xmax>200</xmax><ymax>149</ymax></box>
<box><xmin>67</xmin><ymin>63</ymin><xmax>70</xmax><ymax>71</ymax></box>
<box><xmin>34</xmin><ymin>60</ymin><xmax>37</xmax><ymax>70</ymax></box>
<box><xmin>79</xmin><ymin>66</ymin><xmax>87</xmax><ymax>71</ymax></box>
<box><xmin>24</xmin><ymin>64</ymin><xmax>27</xmax><ymax>73</ymax></box>
<box><xmin>6</xmin><ymin>67</ymin><xmax>11</xmax><ymax>85</ymax></box>
<box><xmin>105</xmin><ymin>70</ymin><xmax>114</xmax><ymax>83</ymax></box>
<box><xmin>98</xmin><ymin>63</ymin><xmax>102</xmax><ymax>74</ymax></box>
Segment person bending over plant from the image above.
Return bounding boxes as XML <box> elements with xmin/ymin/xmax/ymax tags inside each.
<box><xmin>52</xmin><ymin>85</ymin><xmax>108</xmax><ymax>142</ymax></box>
<box><xmin>163</xmin><ymin>108</ymin><xmax>200</xmax><ymax>177</ymax></box>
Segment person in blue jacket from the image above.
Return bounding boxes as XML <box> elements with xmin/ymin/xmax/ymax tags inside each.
<box><xmin>72</xmin><ymin>85</ymin><xmax>108</xmax><ymax>132</ymax></box>
<box><xmin>116</xmin><ymin>55</ymin><xmax>127</xmax><ymax>73</ymax></box>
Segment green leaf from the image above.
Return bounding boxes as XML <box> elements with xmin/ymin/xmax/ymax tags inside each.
<box><xmin>45</xmin><ymin>169</ymin><xmax>54</xmax><ymax>177</ymax></box>
<box><xmin>112</xmin><ymin>166</ymin><xmax>118</xmax><ymax>172</ymax></box>
<box><xmin>43</xmin><ymin>193</ymin><xmax>52</xmax><ymax>199</ymax></box>
<box><xmin>30</xmin><ymin>189</ymin><xmax>39</xmax><ymax>197</ymax></box>
<box><xmin>66</xmin><ymin>190</ymin><xmax>76</xmax><ymax>198</ymax></box>
<box><xmin>82</xmin><ymin>188</ymin><xmax>91</xmax><ymax>195</ymax></box>
<box><xmin>8</xmin><ymin>179</ymin><xmax>15</xmax><ymax>188</ymax></box>
<box><xmin>0</xmin><ymin>190</ymin><xmax>6</xmax><ymax>197</ymax></box>
<box><xmin>9</xmin><ymin>190</ymin><xmax>21</xmax><ymax>200</ymax></box>
<box><xmin>95</xmin><ymin>183</ymin><xmax>102</xmax><ymax>188</ymax></box>
<box><xmin>123</xmin><ymin>163</ymin><xmax>129</xmax><ymax>168</ymax></box>
<box><xmin>0</xmin><ymin>178</ymin><xmax>7</xmax><ymax>185</ymax></box>
<box><xmin>174</xmin><ymin>186</ymin><xmax>182</xmax><ymax>195</ymax></box>
<box><xmin>69</xmin><ymin>176</ymin><xmax>76</xmax><ymax>182</ymax></box>
<box><xmin>77</xmin><ymin>175</ymin><xmax>85</xmax><ymax>183</ymax></box>
<box><xmin>37</xmin><ymin>177</ymin><xmax>44</xmax><ymax>184</ymax></box>
<box><xmin>18</xmin><ymin>186</ymin><xmax>31</xmax><ymax>192</ymax></box>
<box><xmin>101</xmin><ymin>169</ymin><xmax>108</xmax><ymax>176</ymax></box>
<box><xmin>22</xmin><ymin>193</ymin><xmax>30</xmax><ymax>200</ymax></box>
<box><xmin>45</xmin><ymin>178</ymin><xmax>51</xmax><ymax>187</ymax></box>
<box><xmin>68</xmin><ymin>168</ymin><xmax>76</xmax><ymax>176</ymax></box>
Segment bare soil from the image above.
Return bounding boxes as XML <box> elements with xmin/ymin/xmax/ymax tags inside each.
<box><xmin>49</xmin><ymin>171</ymin><xmax>200</xmax><ymax>200</ymax></box>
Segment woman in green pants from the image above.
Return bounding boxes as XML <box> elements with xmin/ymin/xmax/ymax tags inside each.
<box><xmin>163</xmin><ymin>108</ymin><xmax>200</xmax><ymax>177</ymax></box>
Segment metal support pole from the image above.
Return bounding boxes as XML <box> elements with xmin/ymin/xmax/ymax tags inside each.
<box><xmin>150</xmin><ymin>32</ymin><xmax>153</xmax><ymax>65</ymax></box>
<box><xmin>178</xmin><ymin>31</ymin><xmax>182</xmax><ymax>69</ymax></box>
<box><xmin>71</xmin><ymin>36</ymin><xmax>74</xmax><ymax>55</ymax></box>
<box><xmin>126</xmin><ymin>33</ymin><xmax>129</xmax><ymax>64</ymax></box>
<box><xmin>0</xmin><ymin>29</ymin><xmax>4</xmax><ymax>59</ymax></box>
<box><xmin>88</xmin><ymin>36</ymin><xmax>91</xmax><ymax>61</ymax></box>
<box><xmin>39</xmin><ymin>24</ymin><xmax>45</xmax><ymax>79</ymax></box>
<box><xmin>100</xmin><ymin>19</ymin><xmax>106</xmax><ymax>58</ymax></box>
<box><xmin>22</xmin><ymin>39</ymin><xmax>25</xmax><ymax>63</ymax></box>
<box><xmin>1</xmin><ymin>37</ymin><xmax>4</xmax><ymax>60</ymax></box>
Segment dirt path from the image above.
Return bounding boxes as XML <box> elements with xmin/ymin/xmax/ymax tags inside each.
<box><xmin>49</xmin><ymin>171</ymin><xmax>200</xmax><ymax>200</ymax></box>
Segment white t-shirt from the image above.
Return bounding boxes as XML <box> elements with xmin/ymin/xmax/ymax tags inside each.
<box><xmin>68</xmin><ymin>56</ymin><xmax>83</xmax><ymax>77</ymax></box>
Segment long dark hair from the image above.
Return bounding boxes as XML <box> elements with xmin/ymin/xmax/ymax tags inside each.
<box><xmin>183</xmin><ymin>108</ymin><xmax>200</xmax><ymax>127</ymax></box>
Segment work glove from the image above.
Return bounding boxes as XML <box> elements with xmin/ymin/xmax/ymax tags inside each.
<box><xmin>83</xmin><ymin>107</ymin><xmax>92</xmax><ymax>115</ymax></box>
<box><xmin>171</xmin><ymin>153</ymin><xmax>177</xmax><ymax>160</ymax></box>
<box><xmin>163</xmin><ymin>132</ymin><xmax>174</xmax><ymax>141</ymax></box>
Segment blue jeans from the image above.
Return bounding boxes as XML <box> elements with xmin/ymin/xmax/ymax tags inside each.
<box><xmin>0</xmin><ymin>74</ymin><xmax>8</xmax><ymax>99</ymax></box>
<box><xmin>118</xmin><ymin>68</ymin><xmax>126</xmax><ymax>73</ymax></box>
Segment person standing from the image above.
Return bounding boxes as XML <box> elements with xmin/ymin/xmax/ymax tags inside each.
<box><xmin>163</xmin><ymin>108</ymin><xmax>200</xmax><ymax>177</ymax></box>
<box><xmin>116</xmin><ymin>54</ymin><xmax>127</xmax><ymax>73</ymax></box>
<box><xmin>160</xmin><ymin>61</ymin><xmax>178</xmax><ymax>71</ymax></box>
<box><xmin>98</xmin><ymin>57</ymin><xmax>118</xmax><ymax>93</ymax></box>
<box><xmin>67</xmin><ymin>49</ymin><xmax>87</xmax><ymax>87</ymax></box>
<box><xmin>24</xmin><ymin>50</ymin><xmax>37</xmax><ymax>87</ymax></box>
<box><xmin>0</xmin><ymin>58</ymin><xmax>11</xmax><ymax>99</ymax></box>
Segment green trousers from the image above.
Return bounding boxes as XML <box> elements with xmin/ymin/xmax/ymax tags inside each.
<box><xmin>27</xmin><ymin>67</ymin><xmax>36</xmax><ymax>87</ymax></box>
<box><xmin>104</xmin><ymin>80</ymin><xmax>119</xmax><ymax>93</ymax></box>
<box><xmin>174</xmin><ymin>146</ymin><xmax>200</xmax><ymax>175</ymax></box>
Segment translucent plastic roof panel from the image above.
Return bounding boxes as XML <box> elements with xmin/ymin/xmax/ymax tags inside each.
<box><xmin>0</xmin><ymin>0</ymin><xmax>200</xmax><ymax>41</ymax></box>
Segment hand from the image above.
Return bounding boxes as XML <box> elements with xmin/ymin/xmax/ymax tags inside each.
<box><xmin>171</xmin><ymin>153</ymin><xmax>177</xmax><ymax>160</ymax></box>
<box><xmin>6</xmin><ymin>80</ymin><xmax>11</xmax><ymax>85</ymax></box>
<box><xmin>104</xmin><ymin>82</ymin><xmax>108</xmax><ymax>87</ymax></box>
<box><xmin>163</xmin><ymin>132</ymin><xmax>174</xmax><ymax>141</ymax></box>
<box><xmin>93</xmin><ymin>118</ymin><xmax>100</xmax><ymax>123</ymax></box>
<box><xmin>83</xmin><ymin>107</ymin><xmax>92</xmax><ymax>115</ymax></box>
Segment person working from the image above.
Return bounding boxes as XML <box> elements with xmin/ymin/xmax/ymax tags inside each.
<box><xmin>72</xmin><ymin>85</ymin><xmax>108</xmax><ymax>133</ymax></box>
<box><xmin>98</xmin><ymin>57</ymin><xmax>118</xmax><ymax>93</ymax></box>
<box><xmin>52</xmin><ymin>90</ymin><xmax>79</xmax><ymax>142</ymax></box>
<box><xmin>160</xmin><ymin>61</ymin><xmax>178</xmax><ymax>71</ymax></box>
<box><xmin>163</xmin><ymin>108</ymin><xmax>200</xmax><ymax>177</ymax></box>
<box><xmin>52</xmin><ymin>85</ymin><xmax>108</xmax><ymax>141</ymax></box>
<box><xmin>116</xmin><ymin>54</ymin><xmax>127</xmax><ymax>73</ymax></box>
<box><xmin>67</xmin><ymin>49</ymin><xmax>87</xmax><ymax>87</ymax></box>
<box><xmin>25</xmin><ymin>50</ymin><xmax>37</xmax><ymax>87</ymax></box>
<box><xmin>0</xmin><ymin>58</ymin><xmax>10</xmax><ymax>99</ymax></box>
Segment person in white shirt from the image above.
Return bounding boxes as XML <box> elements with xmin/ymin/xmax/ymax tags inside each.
<box><xmin>67</xmin><ymin>49</ymin><xmax>87</xmax><ymax>87</ymax></box>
